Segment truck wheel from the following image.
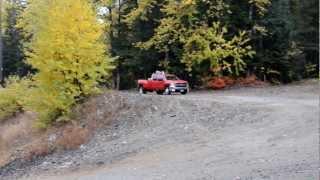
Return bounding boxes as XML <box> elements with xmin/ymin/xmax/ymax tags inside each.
<box><xmin>156</xmin><ymin>90</ymin><xmax>164</xmax><ymax>95</ymax></box>
<box><xmin>181</xmin><ymin>91</ymin><xmax>187</xmax><ymax>95</ymax></box>
<box><xmin>139</xmin><ymin>86</ymin><xmax>146</xmax><ymax>94</ymax></box>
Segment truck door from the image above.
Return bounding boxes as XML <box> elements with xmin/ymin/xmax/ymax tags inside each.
<box><xmin>151</xmin><ymin>79</ymin><xmax>162</xmax><ymax>90</ymax></box>
<box><xmin>144</xmin><ymin>79</ymin><xmax>152</xmax><ymax>90</ymax></box>
<box><xmin>147</xmin><ymin>73</ymin><xmax>158</xmax><ymax>90</ymax></box>
<box><xmin>151</xmin><ymin>79</ymin><xmax>158</xmax><ymax>90</ymax></box>
<box><xmin>146</xmin><ymin>74</ymin><xmax>156</xmax><ymax>91</ymax></box>
<box><xmin>154</xmin><ymin>72</ymin><xmax>165</xmax><ymax>90</ymax></box>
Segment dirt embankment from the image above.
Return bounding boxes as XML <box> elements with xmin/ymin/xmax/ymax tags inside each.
<box><xmin>0</xmin><ymin>80</ymin><xmax>319</xmax><ymax>180</ymax></box>
<box><xmin>0</xmin><ymin>92</ymin><xmax>126</xmax><ymax>171</ymax></box>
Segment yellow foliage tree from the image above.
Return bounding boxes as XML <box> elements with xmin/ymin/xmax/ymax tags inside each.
<box><xmin>20</xmin><ymin>0</ymin><xmax>113</xmax><ymax>128</ymax></box>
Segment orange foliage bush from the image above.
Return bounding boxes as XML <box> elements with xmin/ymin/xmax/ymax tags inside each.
<box><xmin>221</xmin><ymin>77</ymin><xmax>235</xmax><ymax>86</ymax></box>
<box><xmin>207</xmin><ymin>75</ymin><xmax>266</xmax><ymax>90</ymax></box>
<box><xmin>208</xmin><ymin>77</ymin><xmax>227</xmax><ymax>89</ymax></box>
<box><xmin>236</xmin><ymin>75</ymin><xmax>265</xmax><ymax>87</ymax></box>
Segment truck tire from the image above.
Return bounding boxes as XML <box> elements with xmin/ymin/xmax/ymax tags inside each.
<box><xmin>156</xmin><ymin>90</ymin><xmax>164</xmax><ymax>95</ymax></box>
<box><xmin>139</xmin><ymin>86</ymin><xmax>147</xmax><ymax>94</ymax></box>
<box><xmin>181</xmin><ymin>91</ymin><xmax>187</xmax><ymax>95</ymax></box>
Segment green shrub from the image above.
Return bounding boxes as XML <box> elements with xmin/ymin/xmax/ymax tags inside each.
<box><xmin>0</xmin><ymin>76</ymin><xmax>31</xmax><ymax>121</ymax></box>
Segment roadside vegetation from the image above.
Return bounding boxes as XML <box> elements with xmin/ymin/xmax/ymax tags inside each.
<box><xmin>0</xmin><ymin>76</ymin><xmax>30</xmax><ymax>121</ymax></box>
<box><xmin>0</xmin><ymin>0</ymin><xmax>318</xmax><ymax>126</ymax></box>
<box><xmin>1</xmin><ymin>0</ymin><xmax>113</xmax><ymax>128</ymax></box>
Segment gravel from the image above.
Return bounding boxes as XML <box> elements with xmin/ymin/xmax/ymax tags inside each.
<box><xmin>0</xmin><ymin>80</ymin><xmax>318</xmax><ymax>180</ymax></box>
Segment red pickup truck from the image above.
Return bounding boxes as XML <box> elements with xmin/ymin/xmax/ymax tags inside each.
<box><xmin>138</xmin><ymin>71</ymin><xmax>189</xmax><ymax>95</ymax></box>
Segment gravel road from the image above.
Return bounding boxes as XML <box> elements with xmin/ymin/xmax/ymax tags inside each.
<box><xmin>1</xmin><ymin>81</ymin><xmax>319</xmax><ymax>180</ymax></box>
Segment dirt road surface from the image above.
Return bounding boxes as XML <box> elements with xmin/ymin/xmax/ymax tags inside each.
<box><xmin>1</xmin><ymin>81</ymin><xmax>319</xmax><ymax>180</ymax></box>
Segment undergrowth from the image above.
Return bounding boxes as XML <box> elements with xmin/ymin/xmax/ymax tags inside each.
<box><xmin>0</xmin><ymin>76</ymin><xmax>31</xmax><ymax>121</ymax></box>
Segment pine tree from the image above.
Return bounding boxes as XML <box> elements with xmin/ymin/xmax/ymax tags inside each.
<box><xmin>3</xmin><ymin>0</ymin><xmax>30</xmax><ymax>77</ymax></box>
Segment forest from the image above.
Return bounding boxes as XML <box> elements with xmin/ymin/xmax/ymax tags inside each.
<box><xmin>0</xmin><ymin>0</ymin><xmax>318</xmax><ymax>127</ymax></box>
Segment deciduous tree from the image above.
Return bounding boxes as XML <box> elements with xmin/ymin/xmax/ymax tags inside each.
<box><xmin>20</xmin><ymin>0</ymin><xmax>113</xmax><ymax>127</ymax></box>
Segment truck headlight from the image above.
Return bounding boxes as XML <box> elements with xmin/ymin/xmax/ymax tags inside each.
<box><xmin>169</xmin><ymin>83</ymin><xmax>175</xmax><ymax>88</ymax></box>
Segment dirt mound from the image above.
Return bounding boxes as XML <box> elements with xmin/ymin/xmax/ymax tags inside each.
<box><xmin>0</xmin><ymin>91</ymin><xmax>126</xmax><ymax>170</ymax></box>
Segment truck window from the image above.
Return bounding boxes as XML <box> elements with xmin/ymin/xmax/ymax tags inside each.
<box><xmin>153</xmin><ymin>71</ymin><xmax>165</xmax><ymax>81</ymax></box>
<box><xmin>151</xmin><ymin>73</ymin><xmax>156</xmax><ymax>80</ymax></box>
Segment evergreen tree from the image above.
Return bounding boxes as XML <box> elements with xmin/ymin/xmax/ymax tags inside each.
<box><xmin>98</xmin><ymin>0</ymin><xmax>165</xmax><ymax>89</ymax></box>
<box><xmin>3</xmin><ymin>0</ymin><xmax>30</xmax><ymax>78</ymax></box>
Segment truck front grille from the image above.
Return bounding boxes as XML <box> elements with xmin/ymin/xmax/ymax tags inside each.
<box><xmin>175</xmin><ymin>83</ymin><xmax>187</xmax><ymax>88</ymax></box>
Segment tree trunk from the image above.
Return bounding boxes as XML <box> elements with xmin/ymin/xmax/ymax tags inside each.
<box><xmin>116</xmin><ymin>67</ymin><xmax>120</xmax><ymax>90</ymax></box>
<box><xmin>164</xmin><ymin>50</ymin><xmax>169</xmax><ymax>72</ymax></box>
<box><xmin>249</xmin><ymin>4</ymin><xmax>253</xmax><ymax>38</ymax></box>
<box><xmin>112</xmin><ymin>72</ymin><xmax>116</xmax><ymax>89</ymax></box>
<box><xmin>247</xmin><ymin>3</ymin><xmax>254</xmax><ymax>77</ymax></box>
<box><xmin>107</xmin><ymin>6</ymin><xmax>117</xmax><ymax>89</ymax></box>
<box><xmin>114</xmin><ymin>0</ymin><xmax>121</xmax><ymax>90</ymax></box>
<box><xmin>258</xmin><ymin>34</ymin><xmax>263</xmax><ymax>51</ymax></box>
<box><xmin>108</xmin><ymin>7</ymin><xmax>113</xmax><ymax>41</ymax></box>
<box><xmin>0</xmin><ymin>0</ymin><xmax>3</xmax><ymax>84</ymax></box>
<box><xmin>118</xmin><ymin>0</ymin><xmax>121</xmax><ymax>37</ymax></box>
